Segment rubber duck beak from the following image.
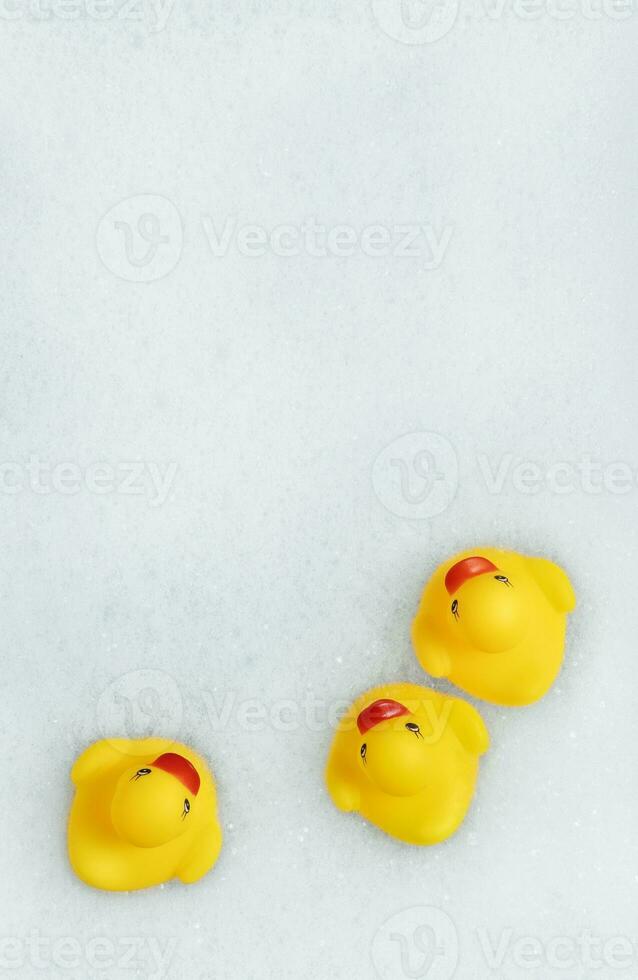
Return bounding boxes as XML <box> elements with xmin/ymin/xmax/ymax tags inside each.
<box><xmin>445</xmin><ymin>556</ymin><xmax>498</xmax><ymax>595</ymax></box>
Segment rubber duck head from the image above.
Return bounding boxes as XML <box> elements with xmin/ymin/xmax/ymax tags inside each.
<box><xmin>445</xmin><ymin>556</ymin><xmax>529</xmax><ymax>653</ymax></box>
<box><xmin>357</xmin><ymin>699</ymin><xmax>430</xmax><ymax>797</ymax></box>
<box><xmin>110</xmin><ymin>752</ymin><xmax>200</xmax><ymax>848</ymax></box>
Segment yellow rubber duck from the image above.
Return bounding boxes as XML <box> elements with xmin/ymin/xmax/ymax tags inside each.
<box><xmin>412</xmin><ymin>548</ymin><xmax>576</xmax><ymax>706</ymax></box>
<box><xmin>67</xmin><ymin>738</ymin><xmax>222</xmax><ymax>891</ymax></box>
<box><xmin>325</xmin><ymin>683</ymin><xmax>489</xmax><ymax>845</ymax></box>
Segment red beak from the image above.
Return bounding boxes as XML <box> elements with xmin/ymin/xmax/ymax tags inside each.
<box><xmin>152</xmin><ymin>753</ymin><xmax>200</xmax><ymax>796</ymax></box>
<box><xmin>444</xmin><ymin>556</ymin><xmax>498</xmax><ymax>595</ymax></box>
<box><xmin>357</xmin><ymin>699</ymin><xmax>410</xmax><ymax>734</ymax></box>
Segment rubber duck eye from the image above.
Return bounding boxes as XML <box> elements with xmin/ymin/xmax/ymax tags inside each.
<box><xmin>494</xmin><ymin>575</ymin><xmax>511</xmax><ymax>587</ymax></box>
<box><xmin>451</xmin><ymin>599</ymin><xmax>459</xmax><ymax>619</ymax></box>
<box><xmin>182</xmin><ymin>798</ymin><xmax>191</xmax><ymax>819</ymax></box>
<box><xmin>405</xmin><ymin>722</ymin><xmax>423</xmax><ymax>739</ymax></box>
<box><xmin>130</xmin><ymin>767</ymin><xmax>152</xmax><ymax>781</ymax></box>
<box><xmin>360</xmin><ymin>744</ymin><xmax>367</xmax><ymax>764</ymax></box>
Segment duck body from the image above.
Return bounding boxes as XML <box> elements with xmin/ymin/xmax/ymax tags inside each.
<box><xmin>412</xmin><ymin>548</ymin><xmax>576</xmax><ymax>706</ymax></box>
<box><xmin>68</xmin><ymin>738</ymin><xmax>222</xmax><ymax>892</ymax></box>
<box><xmin>325</xmin><ymin>683</ymin><xmax>488</xmax><ymax>846</ymax></box>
